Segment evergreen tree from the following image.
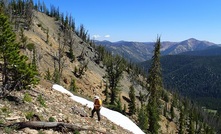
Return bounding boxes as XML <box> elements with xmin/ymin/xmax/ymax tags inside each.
<box><xmin>103</xmin><ymin>83</ymin><xmax>109</xmax><ymax>103</ymax></box>
<box><xmin>147</xmin><ymin>36</ymin><xmax>163</xmax><ymax>99</ymax></box>
<box><xmin>128</xmin><ymin>85</ymin><xmax>136</xmax><ymax>115</ymax></box>
<box><xmin>70</xmin><ymin>78</ymin><xmax>77</xmax><ymax>93</ymax></box>
<box><xmin>138</xmin><ymin>105</ymin><xmax>148</xmax><ymax>133</ymax></box>
<box><xmin>187</xmin><ymin>112</ymin><xmax>195</xmax><ymax>134</ymax></box>
<box><xmin>45</xmin><ymin>68</ymin><xmax>51</xmax><ymax>80</ymax></box>
<box><xmin>46</xmin><ymin>27</ymin><xmax>49</xmax><ymax>44</ymax></box>
<box><xmin>123</xmin><ymin>104</ymin><xmax>126</xmax><ymax>115</ymax></box>
<box><xmin>138</xmin><ymin>90</ymin><xmax>145</xmax><ymax>105</ymax></box>
<box><xmin>146</xmin><ymin>37</ymin><xmax>163</xmax><ymax>133</ymax></box>
<box><xmin>116</xmin><ymin>96</ymin><xmax>122</xmax><ymax>113</ymax></box>
<box><xmin>19</xmin><ymin>28</ymin><xmax>28</xmax><ymax>48</ymax></box>
<box><xmin>178</xmin><ymin>107</ymin><xmax>185</xmax><ymax>134</ymax></box>
<box><xmin>170</xmin><ymin>101</ymin><xmax>175</xmax><ymax>121</ymax></box>
<box><xmin>147</xmin><ymin>97</ymin><xmax>160</xmax><ymax>134</ymax></box>
<box><xmin>0</xmin><ymin>13</ymin><xmax>38</xmax><ymax>97</ymax></box>
<box><xmin>68</xmin><ymin>38</ymin><xmax>75</xmax><ymax>62</ymax></box>
<box><xmin>106</xmin><ymin>55</ymin><xmax>124</xmax><ymax>105</ymax></box>
<box><xmin>53</xmin><ymin>68</ymin><xmax>60</xmax><ymax>84</ymax></box>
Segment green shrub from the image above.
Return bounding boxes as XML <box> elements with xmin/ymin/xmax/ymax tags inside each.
<box><xmin>111</xmin><ymin>125</ymin><xmax>116</xmax><ymax>130</ymax></box>
<box><xmin>23</xmin><ymin>93</ymin><xmax>32</xmax><ymax>102</ymax></box>
<box><xmin>70</xmin><ymin>78</ymin><xmax>77</xmax><ymax>93</ymax></box>
<box><xmin>38</xmin><ymin>130</ymin><xmax>45</xmax><ymax>134</ymax></box>
<box><xmin>37</xmin><ymin>95</ymin><xmax>46</xmax><ymax>107</ymax></box>
<box><xmin>4</xmin><ymin>127</ymin><xmax>13</xmax><ymax>134</ymax></box>
<box><xmin>48</xmin><ymin>116</ymin><xmax>56</xmax><ymax>122</ymax></box>
<box><xmin>26</xmin><ymin>43</ymin><xmax>35</xmax><ymax>51</ymax></box>
<box><xmin>73</xmin><ymin>130</ymin><xmax>80</xmax><ymax>134</ymax></box>
<box><xmin>25</xmin><ymin>111</ymin><xmax>34</xmax><ymax>120</ymax></box>
<box><xmin>1</xmin><ymin>106</ymin><xmax>8</xmax><ymax>113</ymax></box>
<box><xmin>106</xmin><ymin>104</ymin><xmax>122</xmax><ymax>113</ymax></box>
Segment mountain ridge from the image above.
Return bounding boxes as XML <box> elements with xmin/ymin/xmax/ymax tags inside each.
<box><xmin>95</xmin><ymin>38</ymin><xmax>220</xmax><ymax>62</ymax></box>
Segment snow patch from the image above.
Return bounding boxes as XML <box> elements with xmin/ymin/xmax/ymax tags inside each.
<box><xmin>52</xmin><ymin>84</ymin><xmax>145</xmax><ymax>134</ymax></box>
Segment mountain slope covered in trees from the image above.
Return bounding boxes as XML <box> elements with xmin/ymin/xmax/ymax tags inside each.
<box><xmin>0</xmin><ymin>0</ymin><xmax>221</xmax><ymax>133</ymax></box>
<box><xmin>141</xmin><ymin>55</ymin><xmax>221</xmax><ymax>113</ymax></box>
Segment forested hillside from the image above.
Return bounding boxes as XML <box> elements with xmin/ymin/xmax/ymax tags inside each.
<box><xmin>179</xmin><ymin>46</ymin><xmax>221</xmax><ymax>56</ymax></box>
<box><xmin>0</xmin><ymin>0</ymin><xmax>221</xmax><ymax>134</ymax></box>
<box><xmin>141</xmin><ymin>55</ymin><xmax>221</xmax><ymax>113</ymax></box>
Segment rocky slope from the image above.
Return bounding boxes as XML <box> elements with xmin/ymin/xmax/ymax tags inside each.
<box><xmin>0</xmin><ymin>11</ymin><xmax>178</xmax><ymax>134</ymax></box>
<box><xmin>0</xmin><ymin>80</ymin><xmax>133</xmax><ymax>134</ymax></box>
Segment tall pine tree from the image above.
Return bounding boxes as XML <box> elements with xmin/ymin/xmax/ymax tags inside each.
<box><xmin>0</xmin><ymin>13</ymin><xmax>38</xmax><ymax>97</ymax></box>
<box><xmin>146</xmin><ymin>37</ymin><xmax>163</xmax><ymax>133</ymax></box>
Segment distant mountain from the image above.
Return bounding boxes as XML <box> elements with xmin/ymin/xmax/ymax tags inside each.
<box><xmin>95</xmin><ymin>38</ymin><xmax>219</xmax><ymax>62</ymax></box>
<box><xmin>95</xmin><ymin>40</ymin><xmax>155</xmax><ymax>62</ymax></box>
<box><xmin>140</xmin><ymin>55</ymin><xmax>221</xmax><ymax>111</ymax></box>
<box><xmin>178</xmin><ymin>46</ymin><xmax>221</xmax><ymax>56</ymax></box>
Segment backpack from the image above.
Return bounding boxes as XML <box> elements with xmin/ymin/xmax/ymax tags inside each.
<box><xmin>98</xmin><ymin>99</ymin><xmax>102</xmax><ymax>106</ymax></box>
<box><xmin>94</xmin><ymin>99</ymin><xmax>102</xmax><ymax>109</ymax></box>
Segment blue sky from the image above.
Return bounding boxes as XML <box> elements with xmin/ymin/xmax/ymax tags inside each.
<box><xmin>35</xmin><ymin>0</ymin><xmax>221</xmax><ymax>44</ymax></box>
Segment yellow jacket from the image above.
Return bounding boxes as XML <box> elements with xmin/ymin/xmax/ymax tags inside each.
<box><xmin>94</xmin><ymin>99</ymin><xmax>102</xmax><ymax>110</ymax></box>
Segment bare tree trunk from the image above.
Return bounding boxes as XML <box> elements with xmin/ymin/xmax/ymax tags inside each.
<box><xmin>5</xmin><ymin>121</ymin><xmax>111</xmax><ymax>134</ymax></box>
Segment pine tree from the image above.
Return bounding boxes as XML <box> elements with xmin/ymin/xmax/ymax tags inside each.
<box><xmin>68</xmin><ymin>39</ymin><xmax>75</xmax><ymax>62</ymax></box>
<box><xmin>106</xmin><ymin>55</ymin><xmax>124</xmax><ymax>105</ymax></box>
<box><xmin>147</xmin><ymin>97</ymin><xmax>160</xmax><ymax>134</ymax></box>
<box><xmin>147</xmin><ymin>36</ymin><xmax>163</xmax><ymax>99</ymax></box>
<box><xmin>19</xmin><ymin>28</ymin><xmax>28</xmax><ymax>49</ymax></box>
<box><xmin>128</xmin><ymin>85</ymin><xmax>136</xmax><ymax>115</ymax></box>
<box><xmin>70</xmin><ymin>78</ymin><xmax>77</xmax><ymax>93</ymax></box>
<box><xmin>138</xmin><ymin>105</ymin><xmax>148</xmax><ymax>133</ymax></box>
<box><xmin>178</xmin><ymin>107</ymin><xmax>185</xmax><ymax>134</ymax></box>
<box><xmin>45</xmin><ymin>68</ymin><xmax>51</xmax><ymax>80</ymax></box>
<box><xmin>146</xmin><ymin>37</ymin><xmax>163</xmax><ymax>133</ymax></box>
<box><xmin>170</xmin><ymin>101</ymin><xmax>175</xmax><ymax>121</ymax></box>
<box><xmin>0</xmin><ymin>13</ymin><xmax>38</xmax><ymax>97</ymax></box>
<box><xmin>187</xmin><ymin>112</ymin><xmax>195</xmax><ymax>134</ymax></box>
<box><xmin>46</xmin><ymin>27</ymin><xmax>49</xmax><ymax>44</ymax></box>
<box><xmin>116</xmin><ymin>96</ymin><xmax>122</xmax><ymax>113</ymax></box>
<box><xmin>104</xmin><ymin>83</ymin><xmax>109</xmax><ymax>103</ymax></box>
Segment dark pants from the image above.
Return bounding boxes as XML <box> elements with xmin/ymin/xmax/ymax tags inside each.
<box><xmin>91</xmin><ymin>108</ymin><xmax>101</xmax><ymax>121</ymax></box>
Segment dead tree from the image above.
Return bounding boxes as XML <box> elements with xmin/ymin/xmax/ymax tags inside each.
<box><xmin>2</xmin><ymin>121</ymin><xmax>111</xmax><ymax>134</ymax></box>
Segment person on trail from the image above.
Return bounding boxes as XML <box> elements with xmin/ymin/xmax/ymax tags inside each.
<box><xmin>90</xmin><ymin>95</ymin><xmax>102</xmax><ymax>121</ymax></box>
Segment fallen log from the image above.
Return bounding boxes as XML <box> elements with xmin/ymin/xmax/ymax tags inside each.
<box><xmin>5</xmin><ymin>121</ymin><xmax>111</xmax><ymax>134</ymax></box>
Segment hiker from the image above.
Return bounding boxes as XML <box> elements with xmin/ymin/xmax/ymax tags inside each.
<box><xmin>90</xmin><ymin>95</ymin><xmax>102</xmax><ymax>121</ymax></box>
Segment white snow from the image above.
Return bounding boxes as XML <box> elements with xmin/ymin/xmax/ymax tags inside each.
<box><xmin>52</xmin><ymin>84</ymin><xmax>145</xmax><ymax>134</ymax></box>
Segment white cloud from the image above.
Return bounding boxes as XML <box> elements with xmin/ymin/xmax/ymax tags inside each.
<box><xmin>104</xmin><ymin>35</ymin><xmax>110</xmax><ymax>38</ymax></box>
<box><xmin>93</xmin><ymin>34</ymin><xmax>101</xmax><ymax>39</ymax></box>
